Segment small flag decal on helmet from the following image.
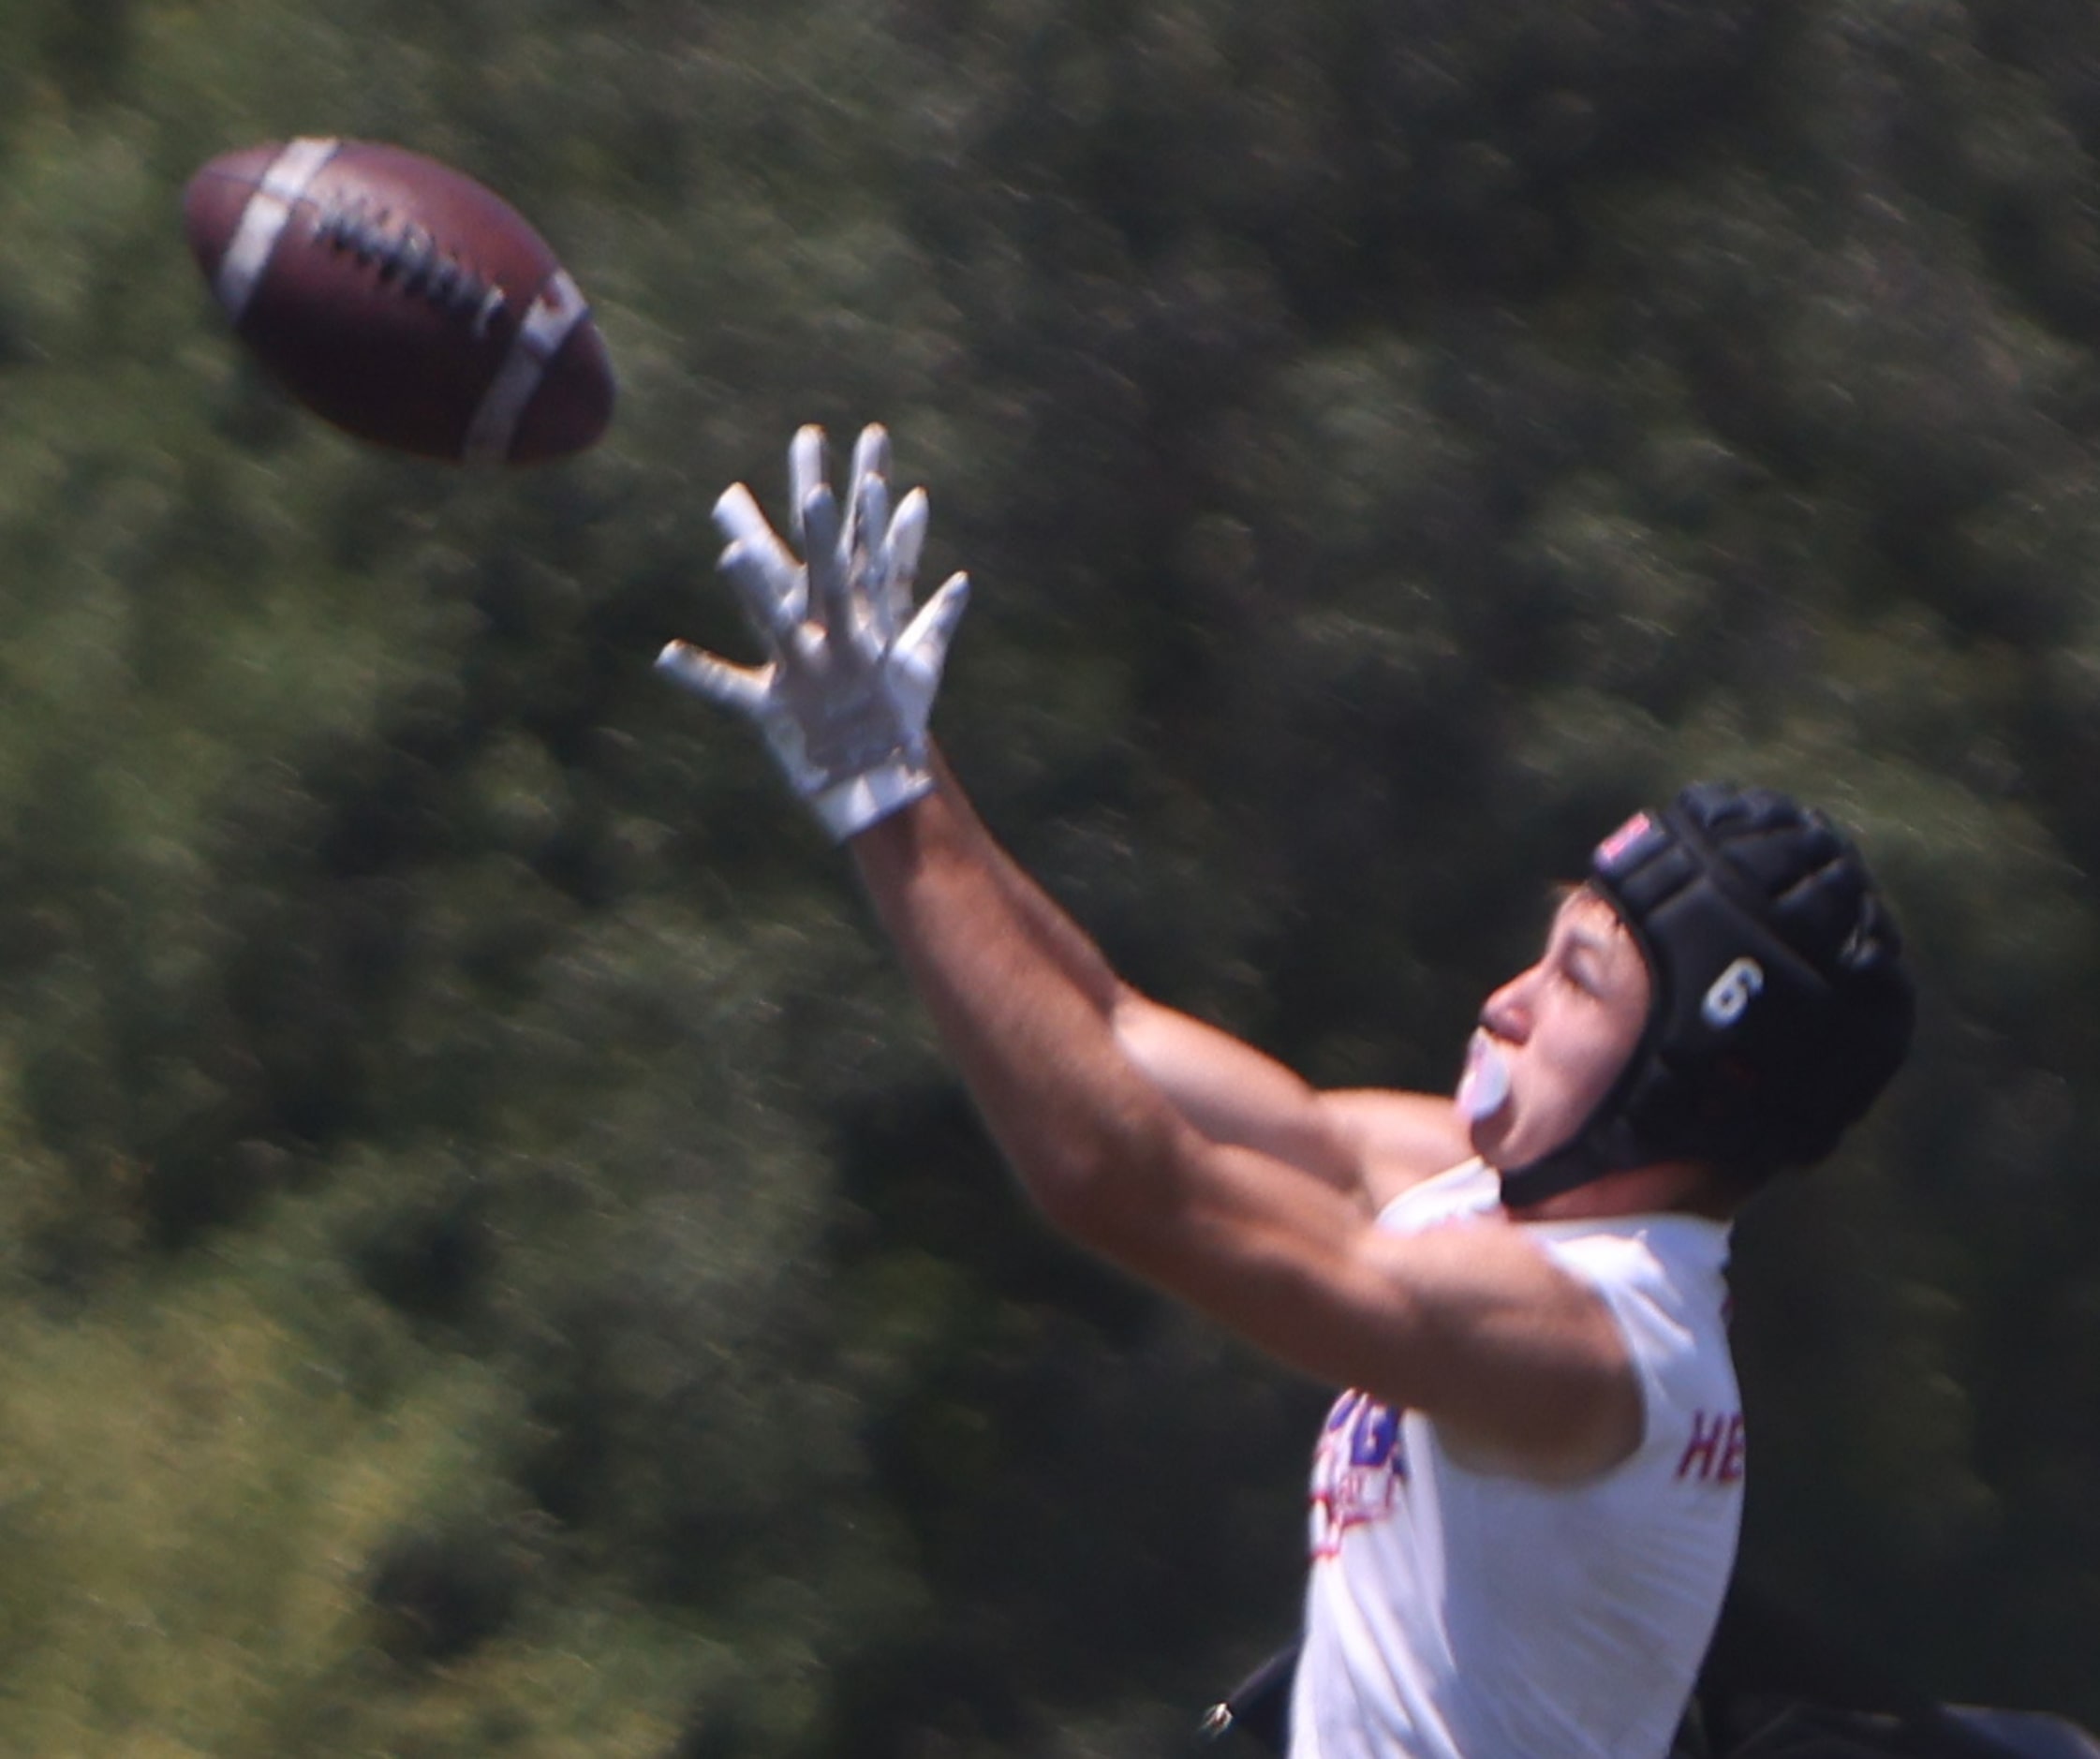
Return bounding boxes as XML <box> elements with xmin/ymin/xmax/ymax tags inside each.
<box><xmin>1596</xmin><ymin>811</ymin><xmax>1657</xmax><ymax>872</ymax></box>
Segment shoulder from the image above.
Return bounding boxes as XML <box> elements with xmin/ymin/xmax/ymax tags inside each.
<box><xmin>1519</xmin><ymin>1217</ymin><xmax>1738</xmax><ymax>1438</ymax></box>
<box><xmin>1524</xmin><ymin>1215</ymin><xmax>1732</xmax><ymax>1321</ymax></box>
<box><xmin>1317</xmin><ymin>1087</ymin><xmax>1477</xmax><ymax>1208</ymax></box>
<box><xmin>1349</xmin><ymin>1209</ymin><xmax>1647</xmax><ymax>1477</ymax></box>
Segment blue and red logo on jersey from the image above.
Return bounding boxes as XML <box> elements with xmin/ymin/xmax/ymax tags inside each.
<box><xmin>1309</xmin><ymin>1389</ymin><xmax>1408</xmax><ymax>1557</ymax></box>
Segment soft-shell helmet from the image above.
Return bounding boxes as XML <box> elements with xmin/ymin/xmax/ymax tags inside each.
<box><xmin>1498</xmin><ymin>783</ymin><xmax>1915</xmax><ymax>1207</ymax></box>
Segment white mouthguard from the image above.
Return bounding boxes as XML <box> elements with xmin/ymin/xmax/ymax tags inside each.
<box><xmin>1455</xmin><ymin>1031</ymin><xmax>1512</xmax><ymax>1123</ymax></box>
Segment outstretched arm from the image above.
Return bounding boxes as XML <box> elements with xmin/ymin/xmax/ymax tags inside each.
<box><xmin>924</xmin><ymin>751</ymin><xmax>1471</xmax><ymax>1205</ymax></box>
<box><xmin>659</xmin><ymin>424</ymin><xmax>1638</xmax><ymax>1477</ymax></box>
<box><xmin>850</xmin><ymin>785</ymin><xmax>1637</xmax><ymax>1476</ymax></box>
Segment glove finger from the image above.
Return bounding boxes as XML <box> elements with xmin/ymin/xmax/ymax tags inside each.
<box><xmin>657</xmin><ymin>641</ymin><xmax>775</xmax><ymax>717</ymax></box>
<box><xmin>715</xmin><ymin>486</ymin><xmax>805</xmax><ymax>613</ymax></box>
<box><xmin>854</xmin><ymin>469</ymin><xmax>892</xmax><ymax>579</ymax></box>
<box><xmin>802</xmin><ymin>482</ymin><xmax>857</xmax><ymax>641</ymax></box>
<box><xmin>850</xmin><ymin>424</ymin><xmax>891</xmax><ymax>493</ymax></box>
<box><xmin>789</xmin><ymin>426</ymin><xmax>829</xmax><ymax>545</ymax></box>
<box><xmin>891</xmin><ymin>570</ymin><xmax>971</xmax><ymax>691</ymax></box>
<box><xmin>721</xmin><ymin>540</ymin><xmax>806</xmax><ymax>643</ymax></box>
<box><xmin>714</xmin><ymin>483</ymin><xmax>789</xmax><ymax>564</ymax></box>
<box><xmin>883</xmin><ymin>571</ymin><xmax>969</xmax><ymax>738</ymax></box>
<box><xmin>847</xmin><ymin>424</ymin><xmax>891</xmax><ymax>557</ymax></box>
<box><xmin>879</xmin><ymin>488</ymin><xmax>929</xmax><ymax>632</ymax></box>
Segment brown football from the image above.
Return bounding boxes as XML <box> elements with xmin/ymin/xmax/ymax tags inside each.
<box><xmin>183</xmin><ymin>139</ymin><xmax>615</xmax><ymax>464</ymax></box>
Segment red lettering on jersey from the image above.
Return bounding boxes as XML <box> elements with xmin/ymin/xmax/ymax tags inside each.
<box><xmin>1717</xmin><ymin>1412</ymin><xmax>1747</xmax><ymax>1483</ymax></box>
<box><xmin>1677</xmin><ymin>1410</ymin><xmax>1746</xmax><ymax>1482</ymax></box>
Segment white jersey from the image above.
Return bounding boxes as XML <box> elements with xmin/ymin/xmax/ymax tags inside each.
<box><xmin>1292</xmin><ymin>1160</ymin><xmax>1742</xmax><ymax>1759</ymax></box>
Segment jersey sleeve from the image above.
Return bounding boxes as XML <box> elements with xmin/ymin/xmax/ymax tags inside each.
<box><xmin>1531</xmin><ymin>1224</ymin><xmax>1719</xmax><ymax>1456</ymax></box>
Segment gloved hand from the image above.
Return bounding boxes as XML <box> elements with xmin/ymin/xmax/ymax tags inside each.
<box><xmin>658</xmin><ymin>424</ymin><xmax>971</xmax><ymax>841</ymax></box>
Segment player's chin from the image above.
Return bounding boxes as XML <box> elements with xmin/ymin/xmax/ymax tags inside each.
<box><xmin>1469</xmin><ymin>1104</ymin><xmax>1576</xmax><ymax>1173</ymax></box>
<box><xmin>1467</xmin><ymin>1110</ymin><xmax>1514</xmax><ymax>1168</ymax></box>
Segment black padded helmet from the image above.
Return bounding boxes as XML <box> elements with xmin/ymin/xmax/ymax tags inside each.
<box><xmin>1498</xmin><ymin>783</ymin><xmax>1915</xmax><ymax>1207</ymax></box>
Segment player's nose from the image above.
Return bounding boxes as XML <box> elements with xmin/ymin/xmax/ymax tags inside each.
<box><xmin>1479</xmin><ymin>968</ymin><xmax>1537</xmax><ymax>1042</ymax></box>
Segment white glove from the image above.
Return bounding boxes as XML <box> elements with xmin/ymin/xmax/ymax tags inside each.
<box><xmin>657</xmin><ymin>424</ymin><xmax>971</xmax><ymax>841</ymax></box>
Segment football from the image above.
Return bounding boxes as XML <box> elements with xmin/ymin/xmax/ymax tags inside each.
<box><xmin>183</xmin><ymin>138</ymin><xmax>615</xmax><ymax>464</ymax></box>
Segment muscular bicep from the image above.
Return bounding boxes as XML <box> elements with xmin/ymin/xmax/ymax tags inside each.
<box><xmin>1109</xmin><ymin>990</ymin><xmax>1472</xmax><ymax>1205</ymax></box>
<box><xmin>1318</xmin><ymin>1088</ymin><xmax>1478</xmax><ymax>1207</ymax></box>
<box><xmin>1108</xmin><ymin>989</ymin><xmax>1367</xmax><ymax>1196</ymax></box>
<box><xmin>1361</xmin><ymin>1220</ymin><xmax>1645</xmax><ymax>1478</ymax></box>
<box><xmin>1096</xmin><ymin>1141</ymin><xmax>1642</xmax><ymax>1480</ymax></box>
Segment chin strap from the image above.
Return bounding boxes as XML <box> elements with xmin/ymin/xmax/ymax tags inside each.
<box><xmin>1496</xmin><ymin>1134</ymin><xmax>1618</xmax><ymax>1209</ymax></box>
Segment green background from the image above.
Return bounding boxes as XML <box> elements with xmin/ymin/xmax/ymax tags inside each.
<box><xmin>0</xmin><ymin>0</ymin><xmax>2094</xmax><ymax>1751</ymax></box>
